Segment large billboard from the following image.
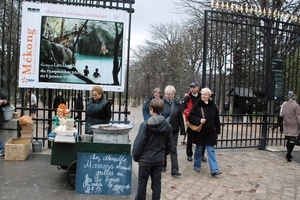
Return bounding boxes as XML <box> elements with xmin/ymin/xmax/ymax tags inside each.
<box><xmin>19</xmin><ymin>2</ymin><xmax>128</xmax><ymax>91</ymax></box>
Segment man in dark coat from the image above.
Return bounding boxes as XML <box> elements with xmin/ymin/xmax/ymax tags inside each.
<box><xmin>183</xmin><ymin>82</ymin><xmax>206</xmax><ymax>162</ymax></box>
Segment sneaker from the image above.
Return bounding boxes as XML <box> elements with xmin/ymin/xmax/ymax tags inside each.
<box><xmin>171</xmin><ymin>172</ymin><xmax>181</xmax><ymax>177</ymax></box>
<box><xmin>211</xmin><ymin>171</ymin><xmax>222</xmax><ymax>177</ymax></box>
<box><xmin>202</xmin><ymin>156</ymin><xmax>207</xmax><ymax>162</ymax></box>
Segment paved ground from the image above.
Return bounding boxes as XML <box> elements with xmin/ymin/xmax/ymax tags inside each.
<box><xmin>1</xmin><ymin>106</ymin><xmax>300</xmax><ymax>200</ymax></box>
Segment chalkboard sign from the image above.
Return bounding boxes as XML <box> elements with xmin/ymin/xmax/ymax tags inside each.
<box><xmin>75</xmin><ymin>152</ymin><xmax>132</xmax><ymax>195</ymax></box>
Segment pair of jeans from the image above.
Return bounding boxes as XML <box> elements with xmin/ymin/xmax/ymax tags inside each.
<box><xmin>135</xmin><ymin>165</ymin><xmax>162</xmax><ymax>200</ymax></box>
<box><xmin>164</xmin><ymin>132</ymin><xmax>179</xmax><ymax>174</ymax></box>
<box><xmin>193</xmin><ymin>145</ymin><xmax>219</xmax><ymax>174</ymax></box>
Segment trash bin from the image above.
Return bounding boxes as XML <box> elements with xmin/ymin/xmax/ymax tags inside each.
<box><xmin>2</xmin><ymin>106</ymin><xmax>15</xmax><ymax>121</ymax></box>
<box><xmin>32</xmin><ymin>141</ymin><xmax>42</xmax><ymax>153</ymax></box>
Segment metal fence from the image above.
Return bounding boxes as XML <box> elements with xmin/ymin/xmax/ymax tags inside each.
<box><xmin>203</xmin><ymin>8</ymin><xmax>300</xmax><ymax>149</ymax></box>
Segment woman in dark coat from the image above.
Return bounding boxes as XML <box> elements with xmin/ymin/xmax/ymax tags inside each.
<box><xmin>188</xmin><ymin>87</ymin><xmax>221</xmax><ymax>176</ymax></box>
<box><xmin>85</xmin><ymin>86</ymin><xmax>111</xmax><ymax>134</ymax></box>
<box><xmin>142</xmin><ymin>87</ymin><xmax>162</xmax><ymax>121</ymax></box>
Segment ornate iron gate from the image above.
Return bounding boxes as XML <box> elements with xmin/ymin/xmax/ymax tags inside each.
<box><xmin>0</xmin><ymin>0</ymin><xmax>134</xmax><ymax>146</ymax></box>
<box><xmin>203</xmin><ymin>7</ymin><xmax>300</xmax><ymax>149</ymax></box>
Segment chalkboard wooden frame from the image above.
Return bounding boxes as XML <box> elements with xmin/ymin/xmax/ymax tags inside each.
<box><xmin>75</xmin><ymin>152</ymin><xmax>132</xmax><ymax>195</ymax></box>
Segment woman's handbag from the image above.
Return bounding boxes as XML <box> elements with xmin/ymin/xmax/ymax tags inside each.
<box><xmin>186</xmin><ymin>107</ymin><xmax>205</xmax><ymax>132</ymax></box>
<box><xmin>294</xmin><ymin>134</ymin><xmax>300</xmax><ymax>146</ymax></box>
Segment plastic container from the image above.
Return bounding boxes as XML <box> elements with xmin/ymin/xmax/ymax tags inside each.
<box><xmin>2</xmin><ymin>106</ymin><xmax>15</xmax><ymax>121</ymax></box>
<box><xmin>32</xmin><ymin>141</ymin><xmax>42</xmax><ymax>153</ymax></box>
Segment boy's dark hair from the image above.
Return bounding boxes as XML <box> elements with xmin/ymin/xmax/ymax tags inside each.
<box><xmin>149</xmin><ymin>99</ymin><xmax>164</xmax><ymax>114</ymax></box>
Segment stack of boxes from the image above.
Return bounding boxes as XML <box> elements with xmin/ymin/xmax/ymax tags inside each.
<box><xmin>20</xmin><ymin>122</ymin><xmax>34</xmax><ymax>141</ymax></box>
<box><xmin>19</xmin><ymin>115</ymin><xmax>34</xmax><ymax>141</ymax></box>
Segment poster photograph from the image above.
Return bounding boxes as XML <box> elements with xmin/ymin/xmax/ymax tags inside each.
<box><xmin>19</xmin><ymin>2</ymin><xmax>128</xmax><ymax>91</ymax></box>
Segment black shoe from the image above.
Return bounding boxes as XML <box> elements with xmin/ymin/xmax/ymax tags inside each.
<box><xmin>212</xmin><ymin>172</ymin><xmax>222</xmax><ymax>177</ymax></box>
<box><xmin>202</xmin><ymin>156</ymin><xmax>207</xmax><ymax>162</ymax></box>
<box><xmin>162</xmin><ymin>167</ymin><xmax>166</xmax><ymax>172</ymax></box>
<box><xmin>187</xmin><ymin>156</ymin><xmax>192</xmax><ymax>162</ymax></box>
<box><xmin>171</xmin><ymin>172</ymin><xmax>181</xmax><ymax>177</ymax></box>
<box><xmin>194</xmin><ymin>168</ymin><xmax>200</xmax><ymax>173</ymax></box>
<box><xmin>286</xmin><ymin>154</ymin><xmax>292</xmax><ymax>162</ymax></box>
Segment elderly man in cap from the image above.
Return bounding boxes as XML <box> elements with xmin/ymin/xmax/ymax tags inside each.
<box><xmin>182</xmin><ymin>82</ymin><xmax>207</xmax><ymax>162</ymax></box>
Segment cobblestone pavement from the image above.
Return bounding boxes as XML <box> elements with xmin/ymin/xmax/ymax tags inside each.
<box><xmin>1</xmin><ymin>106</ymin><xmax>300</xmax><ymax>200</ymax></box>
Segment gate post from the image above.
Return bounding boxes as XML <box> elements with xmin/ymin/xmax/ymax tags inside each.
<box><xmin>201</xmin><ymin>10</ymin><xmax>208</xmax><ymax>88</ymax></box>
<box><xmin>259</xmin><ymin>111</ymin><xmax>268</xmax><ymax>150</ymax></box>
<box><xmin>259</xmin><ymin>19</ymin><xmax>272</xmax><ymax>150</ymax></box>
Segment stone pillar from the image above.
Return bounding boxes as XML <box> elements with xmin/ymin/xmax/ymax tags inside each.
<box><xmin>0</xmin><ymin>119</ymin><xmax>19</xmax><ymax>144</ymax></box>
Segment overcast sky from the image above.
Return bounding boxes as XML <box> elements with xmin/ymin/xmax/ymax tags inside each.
<box><xmin>130</xmin><ymin>0</ymin><xmax>185</xmax><ymax>48</ymax></box>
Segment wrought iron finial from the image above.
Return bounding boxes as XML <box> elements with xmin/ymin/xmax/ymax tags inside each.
<box><xmin>273</xmin><ymin>10</ymin><xmax>277</xmax><ymax>18</ymax></box>
<box><xmin>216</xmin><ymin>1</ymin><xmax>220</xmax><ymax>9</ymax></box>
<box><xmin>245</xmin><ymin>5</ymin><xmax>248</xmax><ymax>14</ymax></box>
<box><xmin>240</xmin><ymin>4</ymin><xmax>244</xmax><ymax>13</ymax></box>
<box><xmin>231</xmin><ymin>3</ymin><xmax>235</xmax><ymax>11</ymax></box>
<box><xmin>258</xmin><ymin>8</ymin><xmax>262</xmax><ymax>16</ymax></box>
<box><xmin>235</xmin><ymin>3</ymin><xmax>239</xmax><ymax>12</ymax></box>
<box><xmin>210</xmin><ymin>0</ymin><xmax>214</xmax><ymax>8</ymax></box>
<box><xmin>268</xmin><ymin>8</ymin><xmax>272</xmax><ymax>17</ymax></box>
<box><xmin>250</xmin><ymin>6</ymin><xmax>253</xmax><ymax>14</ymax></box>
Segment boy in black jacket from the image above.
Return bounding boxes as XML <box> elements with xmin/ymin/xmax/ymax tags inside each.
<box><xmin>132</xmin><ymin>99</ymin><xmax>173</xmax><ymax>200</ymax></box>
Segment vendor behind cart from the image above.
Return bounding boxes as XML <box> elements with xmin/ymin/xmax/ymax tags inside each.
<box><xmin>85</xmin><ymin>86</ymin><xmax>111</xmax><ymax>134</ymax></box>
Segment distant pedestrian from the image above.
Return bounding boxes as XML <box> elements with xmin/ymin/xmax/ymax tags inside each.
<box><xmin>132</xmin><ymin>98</ymin><xmax>173</xmax><ymax>200</ymax></box>
<box><xmin>27</xmin><ymin>90</ymin><xmax>37</xmax><ymax>119</ymax></box>
<box><xmin>53</xmin><ymin>92</ymin><xmax>64</xmax><ymax>110</ymax></box>
<box><xmin>74</xmin><ymin>93</ymin><xmax>84</xmax><ymax>120</ymax></box>
<box><xmin>0</xmin><ymin>90</ymin><xmax>9</xmax><ymax>126</ymax></box>
<box><xmin>0</xmin><ymin>90</ymin><xmax>9</xmax><ymax>156</ymax></box>
<box><xmin>224</xmin><ymin>102</ymin><xmax>229</xmax><ymax>115</ymax></box>
<box><xmin>272</xmin><ymin>104</ymin><xmax>283</xmax><ymax>133</ymax></box>
<box><xmin>245</xmin><ymin>99</ymin><xmax>253</xmax><ymax>123</ymax></box>
<box><xmin>280</xmin><ymin>92</ymin><xmax>300</xmax><ymax>162</ymax></box>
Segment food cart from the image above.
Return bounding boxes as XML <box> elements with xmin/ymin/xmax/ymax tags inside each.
<box><xmin>50</xmin><ymin>124</ymin><xmax>133</xmax><ymax>189</ymax></box>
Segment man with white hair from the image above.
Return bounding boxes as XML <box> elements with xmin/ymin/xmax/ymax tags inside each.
<box><xmin>161</xmin><ymin>85</ymin><xmax>185</xmax><ymax>177</ymax></box>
